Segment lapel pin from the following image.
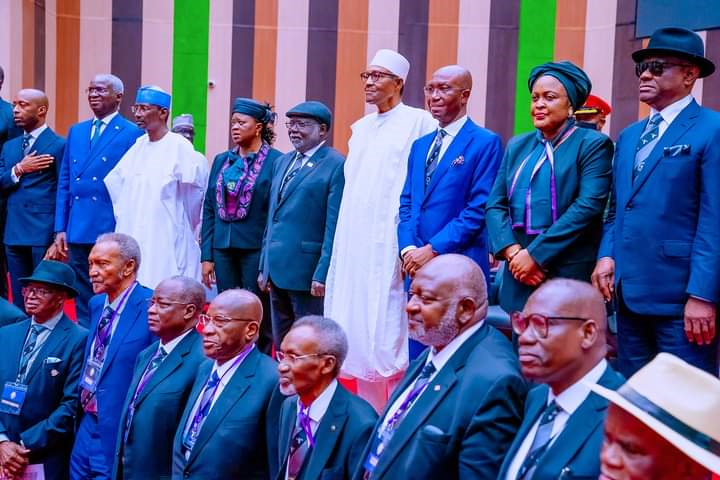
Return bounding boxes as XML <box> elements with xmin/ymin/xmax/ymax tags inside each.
<box><xmin>330</xmin><ymin>424</ymin><xmax>336</xmax><ymax>431</ymax></box>
<box><xmin>51</xmin><ymin>369</ymin><xmax>60</xmax><ymax>377</ymax></box>
<box><xmin>451</xmin><ymin>156</ymin><xmax>464</xmax><ymax>167</ymax></box>
<box><xmin>433</xmin><ymin>385</ymin><xmax>441</xmax><ymax>391</ymax></box>
<box><xmin>307</xmin><ymin>162</ymin><xmax>314</xmax><ymax>168</ymax></box>
<box><xmin>114</xmin><ymin>126</ymin><xmax>120</xmax><ymax>130</ymax></box>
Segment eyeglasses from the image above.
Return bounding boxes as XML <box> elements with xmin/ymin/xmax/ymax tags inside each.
<box><xmin>85</xmin><ymin>86</ymin><xmax>110</xmax><ymax>95</ymax></box>
<box><xmin>21</xmin><ymin>286</ymin><xmax>54</xmax><ymax>298</ymax></box>
<box><xmin>360</xmin><ymin>71</ymin><xmax>398</xmax><ymax>83</ymax></box>
<box><xmin>635</xmin><ymin>60</ymin><xmax>693</xmax><ymax>78</ymax></box>
<box><xmin>198</xmin><ymin>313</ymin><xmax>254</xmax><ymax>328</ymax></box>
<box><xmin>510</xmin><ymin>311</ymin><xmax>590</xmax><ymax>339</ymax></box>
<box><xmin>130</xmin><ymin>104</ymin><xmax>155</xmax><ymax>114</ymax></box>
<box><xmin>423</xmin><ymin>85</ymin><xmax>458</xmax><ymax>96</ymax></box>
<box><xmin>146</xmin><ymin>298</ymin><xmax>189</xmax><ymax>309</ymax></box>
<box><xmin>285</xmin><ymin>120</ymin><xmax>317</xmax><ymax>129</ymax></box>
<box><xmin>275</xmin><ymin>351</ymin><xmax>332</xmax><ymax>364</ymax></box>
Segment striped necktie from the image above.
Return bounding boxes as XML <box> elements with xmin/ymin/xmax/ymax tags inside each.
<box><xmin>90</xmin><ymin>119</ymin><xmax>103</xmax><ymax>147</ymax></box>
<box><xmin>633</xmin><ymin>113</ymin><xmax>663</xmax><ymax>181</ymax></box>
<box><xmin>424</xmin><ymin>129</ymin><xmax>448</xmax><ymax>187</ymax></box>
<box><xmin>123</xmin><ymin>346</ymin><xmax>168</xmax><ymax>443</ymax></box>
<box><xmin>21</xmin><ymin>133</ymin><xmax>32</xmax><ymax>155</ymax></box>
<box><xmin>516</xmin><ymin>400</ymin><xmax>563</xmax><ymax>479</ymax></box>
<box><xmin>182</xmin><ymin>370</ymin><xmax>222</xmax><ymax>457</ymax></box>
<box><xmin>287</xmin><ymin>406</ymin><xmax>313</xmax><ymax>479</ymax></box>
<box><xmin>17</xmin><ymin>324</ymin><xmax>45</xmax><ymax>383</ymax></box>
<box><xmin>280</xmin><ymin>151</ymin><xmax>304</xmax><ymax>198</ymax></box>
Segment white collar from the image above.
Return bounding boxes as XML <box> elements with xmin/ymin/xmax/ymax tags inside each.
<box><xmin>548</xmin><ymin>359</ymin><xmax>608</xmax><ymax>415</ymax></box>
<box><xmin>426</xmin><ymin>319</ymin><xmax>485</xmax><ymax>372</ymax></box>
<box><xmin>376</xmin><ymin>102</ymin><xmax>405</xmax><ymax>118</ymax></box>
<box><xmin>95</xmin><ymin>110</ymin><xmax>119</xmax><ymax>125</ymax></box>
<box><xmin>439</xmin><ymin>115</ymin><xmax>467</xmax><ymax>138</ymax></box>
<box><xmin>31</xmin><ymin>310</ymin><xmax>64</xmax><ymax>331</ymax></box>
<box><xmin>298</xmin><ymin>141</ymin><xmax>325</xmax><ymax>160</ymax></box>
<box><xmin>651</xmin><ymin>94</ymin><xmax>693</xmax><ymax>126</ymax></box>
<box><xmin>26</xmin><ymin>123</ymin><xmax>48</xmax><ymax>139</ymax></box>
<box><xmin>104</xmin><ymin>281</ymin><xmax>137</xmax><ymax>315</ymax></box>
<box><xmin>211</xmin><ymin>344</ymin><xmax>255</xmax><ymax>385</ymax></box>
<box><xmin>160</xmin><ymin>328</ymin><xmax>194</xmax><ymax>355</ymax></box>
<box><xmin>298</xmin><ymin>379</ymin><xmax>338</xmax><ymax>424</ymax></box>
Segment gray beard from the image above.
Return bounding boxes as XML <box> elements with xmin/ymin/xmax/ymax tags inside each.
<box><xmin>408</xmin><ymin>303</ymin><xmax>460</xmax><ymax>347</ymax></box>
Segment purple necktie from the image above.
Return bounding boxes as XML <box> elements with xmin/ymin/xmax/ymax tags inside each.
<box><xmin>80</xmin><ymin>305</ymin><xmax>115</xmax><ymax>413</ymax></box>
<box><xmin>287</xmin><ymin>406</ymin><xmax>313</xmax><ymax>479</ymax></box>
<box><xmin>123</xmin><ymin>347</ymin><xmax>168</xmax><ymax>443</ymax></box>
<box><xmin>182</xmin><ymin>370</ymin><xmax>221</xmax><ymax>457</ymax></box>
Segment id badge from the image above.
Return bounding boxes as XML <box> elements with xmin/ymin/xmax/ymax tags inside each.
<box><xmin>79</xmin><ymin>359</ymin><xmax>103</xmax><ymax>393</ymax></box>
<box><xmin>362</xmin><ymin>432</ymin><xmax>384</xmax><ymax>472</ymax></box>
<box><xmin>0</xmin><ymin>382</ymin><xmax>28</xmax><ymax>415</ymax></box>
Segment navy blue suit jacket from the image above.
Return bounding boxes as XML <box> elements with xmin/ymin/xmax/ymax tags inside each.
<box><xmin>79</xmin><ymin>284</ymin><xmax>155</xmax><ymax>467</ymax></box>
<box><xmin>0</xmin><ymin>297</ymin><xmax>27</xmax><ymax>328</ymax></box>
<box><xmin>0</xmin><ymin>97</ymin><xmax>21</xmax><ymax>149</ymax></box>
<box><xmin>113</xmin><ymin>329</ymin><xmax>205</xmax><ymax>480</ymax></box>
<box><xmin>354</xmin><ymin>323</ymin><xmax>526</xmax><ymax>480</ymax></box>
<box><xmin>275</xmin><ymin>384</ymin><xmax>377</xmax><ymax>480</ymax></box>
<box><xmin>260</xmin><ymin>145</ymin><xmax>345</xmax><ymax>290</ymax></box>
<box><xmin>398</xmin><ymin>118</ymin><xmax>502</xmax><ymax>278</ymax></box>
<box><xmin>599</xmin><ymin>100</ymin><xmax>720</xmax><ymax>315</ymax></box>
<box><xmin>0</xmin><ymin>127</ymin><xmax>66</xmax><ymax>246</ymax></box>
<box><xmin>497</xmin><ymin>364</ymin><xmax>625</xmax><ymax>480</ymax></box>
<box><xmin>171</xmin><ymin>346</ymin><xmax>279</xmax><ymax>480</ymax></box>
<box><xmin>0</xmin><ymin>316</ymin><xmax>87</xmax><ymax>480</ymax></box>
<box><xmin>55</xmin><ymin>115</ymin><xmax>142</xmax><ymax>244</ymax></box>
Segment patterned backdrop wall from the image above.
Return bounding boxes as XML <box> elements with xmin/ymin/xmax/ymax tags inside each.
<box><xmin>1</xmin><ymin>0</ymin><xmax>720</xmax><ymax>159</ymax></box>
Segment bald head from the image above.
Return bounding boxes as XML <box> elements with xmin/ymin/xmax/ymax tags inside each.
<box><xmin>213</xmin><ymin>288</ymin><xmax>263</xmax><ymax>322</ymax></box>
<box><xmin>419</xmin><ymin>254</ymin><xmax>487</xmax><ymax>305</ymax></box>
<box><xmin>426</xmin><ymin>65</ymin><xmax>472</xmax><ymax>127</ymax></box>
<box><xmin>18</xmin><ymin>89</ymin><xmax>48</xmax><ymax>108</ymax></box>
<box><xmin>202</xmin><ymin>289</ymin><xmax>262</xmax><ymax>364</ymax></box>
<box><xmin>13</xmin><ymin>89</ymin><xmax>49</xmax><ymax>131</ymax></box>
<box><xmin>519</xmin><ymin>278</ymin><xmax>607</xmax><ymax>393</ymax></box>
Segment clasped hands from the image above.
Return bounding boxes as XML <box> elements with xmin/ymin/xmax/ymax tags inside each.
<box><xmin>502</xmin><ymin>243</ymin><xmax>545</xmax><ymax>287</ymax></box>
<box><xmin>0</xmin><ymin>440</ymin><xmax>30</xmax><ymax>479</ymax></box>
<box><xmin>401</xmin><ymin>244</ymin><xmax>437</xmax><ymax>278</ymax></box>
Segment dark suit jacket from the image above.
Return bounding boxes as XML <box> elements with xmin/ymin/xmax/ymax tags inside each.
<box><xmin>201</xmin><ymin>146</ymin><xmax>283</xmax><ymax>260</ymax></box>
<box><xmin>113</xmin><ymin>329</ymin><xmax>205</xmax><ymax>480</ymax></box>
<box><xmin>0</xmin><ymin>97</ymin><xmax>21</xmax><ymax>150</ymax></box>
<box><xmin>398</xmin><ymin>118</ymin><xmax>502</xmax><ymax>279</ymax></box>
<box><xmin>78</xmin><ymin>284</ymin><xmax>155</xmax><ymax>467</ymax></box>
<box><xmin>497</xmin><ymin>364</ymin><xmax>625</xmax><ymax>480</ymax></box>
<box><xmin>0</xmin><ymin>316</ymin><xmax>87</xmax><ymax>480</ymax></box>
<box><xmin>171</xmin><ymin>346</ymin><xmax>279</xmax><ymax>480</ymax></box>
<box><xmin>275</xmin><ymin>383</ymin><xmax>377</xmax><ymax>480</ymax></box>
<box><xmin>486</xmin><ymin>126</ymin><xmax>614</xmax><ymax>313</ymax></box>
<box><xmin>0</xmin><ymin>296</ymin><xmax>27</xmax><ymax>327</ymax></box>
<box><xmin>55</xmin><ymin>115</ymin><xmax>142</xmax><ymax>244</ymax></box>
<box><xmin>260</xmin><ymin>144</ymin><xmax>345</xmax><ymax>290</ymax></box>
<box><xmin>0</xmin><ymin>127</ymin><xmax>66</xmax><ymax>246</ymax></box>
<box><xmin>599</xmin><ymin>100</ymin><xmax>720</xmax><ymax>315</ymax></box>
<box><xmin>354</xmin><ymin>323</ymin><xmax>527</xmax><ymax>480</ymax></box>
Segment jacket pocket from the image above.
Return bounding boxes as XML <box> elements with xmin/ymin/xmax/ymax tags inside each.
<box><xmin>662</xmin><ymin>241</ymin><xmax>692</xmax><ymax>258</ymax></box>
<box><xmin>300</xmin><ymin>241</ymin><xmax>322</xmax><ymax>254</ymax></box>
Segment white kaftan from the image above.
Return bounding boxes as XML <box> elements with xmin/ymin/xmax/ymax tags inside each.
<box><xmin>324</xmin><ymin>103</ymin><xmax>436</xmax><ymax>381</ymax></box>
<box><xmin>105</xmin><ymin>132</ymin><xmax>209</xmax><ymax>288</ymax></box>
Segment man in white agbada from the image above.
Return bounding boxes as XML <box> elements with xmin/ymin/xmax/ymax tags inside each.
<box><xmin>324</xmin><ymin>49</ymin><xmax>436</xmax><ymax>410</ymax></box>
<box><xmin>104</xmin><ymin>86</ymin><xmax>208</xmax><ymax>288</ymax></box>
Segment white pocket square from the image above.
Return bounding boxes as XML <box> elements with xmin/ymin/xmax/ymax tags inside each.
<box><xmin>44</xmin><ymin>357</ymin><xmax>62</xmax><ymax>364</ymax></box>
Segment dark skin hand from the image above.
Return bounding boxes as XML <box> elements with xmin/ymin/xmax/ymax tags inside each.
<box><xmin>509</xmin><ymin>249</ymin><xmax>546</xmax><ymax>286</ymax></box>
<box><xmin>684</xmin><ymin>297</ymin><xmax>716</xmax><ymax>346</ymax></box>
<box><xmin>257</xmin><ymin>272</ymin><xmax>269</xmax><ymax>293</ymax></box>
<box><xmin>0</xmin><ymin>441</ymin><xmax>30</xmax><ymax>477</ymax></box>
<box><xmin>402</xmin><ymin>244</ymin><xmax>437</xmax><ymax>277</ymax></box>
<box><xmin>201</xmin><ymin>261</ymin><xmax>216</xmax><ymax>289</ymax></box>
<box><xmin>17</xmin><ymin>151</ymin><xmax>54</xmax><ymax>174</ymax></box>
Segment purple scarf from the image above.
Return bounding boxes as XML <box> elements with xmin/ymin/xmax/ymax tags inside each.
<box><xmin>216</xmin><ymin>142</ymin><xmax>270</xmax><ymax>221</ymax></box>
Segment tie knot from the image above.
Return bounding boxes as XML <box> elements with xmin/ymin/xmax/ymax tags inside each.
<box><xmin>94</xmin><ymin>119</ymin><xmax>103</xmax><ymax>128</ymax></box>
<box><xmin>31</xmin><ymin>324</ymin><xmax>45</xmax><ymax>335</ymax></box>
<box><xmin>23</xmin><ymin>133</ymin><xmax>32</xmax><ymax>141</ymax></box>
<box><xmin>102</xmin><ymin>305</ymin><xmax>114</xmax><ymax>319</ymax></box>
<box><xmin>649</xmin><ymin>113</ymin><xmax>663</xmax><ymax>126</ymax></box>
<box><xmin>208</xmin><ymin>370</ymin><xmax>221</xmax><ymax>387</ymax></box>
<box><xmin>159</xmin><ymin>346</ymin><xmax>168</xmax><ymax>358</ymax></box>
<box><xmin>541</xmin><ymin>400</ymin><xmax>562</xmax><ymax>424</ymax></box>
<box><xmin>419</xmin><ymin>362</ymin><xmax>436</xmax><ymax>379</ymax></box>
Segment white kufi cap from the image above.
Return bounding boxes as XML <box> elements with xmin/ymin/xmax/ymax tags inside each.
<box><xmin>369</xmin><ymin>49</ymin><xmax>410</xmax><ymax>82</ymax></box>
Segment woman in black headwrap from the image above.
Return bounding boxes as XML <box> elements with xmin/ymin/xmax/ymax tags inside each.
<box><xmin>486</xmin><ymin>61</ymin><xmax>614</xmax><ymax>314</ymax></box>
<box><xmin>200</xmin><ymin>98</ymin><xmax>281</xmax><ymax>350</ymax></box>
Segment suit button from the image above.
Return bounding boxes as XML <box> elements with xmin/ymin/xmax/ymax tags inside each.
<box><xmin>92</xmin><ymin>196</ymin><xmax>97</xmax><ymax>201</ymax></box>
<box><xmin>102</xmin><ymin>156</ymin><xmax>107</xmax><ymax>162</ymax></box>
<box><xmin>74</xmin><ymin>196</ymin><xmax>79</xmax><ymax>200</ymax></box>
<box><xmin>92</xmin><ymin>176</ymin><xmax>97</xmax><ymax>181</ymax></box>
<box><xmin>625</xmin><ymin>202</ymin><xmax>633</xmax><ymax>210</ymax></box>
<box><xmin>75</xmin><ymin>177</ymin><xmax>80</xmax><ymax>182</ymax></box>
<box><xmin>73</xmin><ymin>159</ymin><xmax>77</xmax><ymax>163</ymax></box>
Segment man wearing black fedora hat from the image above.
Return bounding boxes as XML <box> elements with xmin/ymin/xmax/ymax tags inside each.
<box><xmin>593</xmin><ymin>26</ymin><xmax>720</xmax><ymax>377</ymax></box>
<box><xmin>0</xmin><ymin>260</ymin><xmax>87</xmax><ymax>480</ymax></box>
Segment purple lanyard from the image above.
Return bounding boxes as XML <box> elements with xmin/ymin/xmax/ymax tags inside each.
<box><xmin>297</xmin><ymin>405</ymin><xmax>315</xmax><ymax>448</ymax></box>
<box><xmin>508</xmin><ymin>127</ymin><xmax>577</xmax><ymax>235</ymax></box>
<box><xmin>384</xmin><ymin>377</ymin><xmax>430</xmax><ymax>432</ymax></box>
<box><xmin>93</xmin><ymin>282</ymin><xmax>136</xmax><ymax>357</ymax></box>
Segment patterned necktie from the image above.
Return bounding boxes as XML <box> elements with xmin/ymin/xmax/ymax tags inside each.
<box><xmin>287</xmin><ymin>407</ymin><xmax>313</xmax><ymax>480</ymax></box>
<box><xmin>280</xmin><ymin>151</ymin><xmax>304</xmax><ymax>198</ymax></box>
<box><xmin>183</xmin><ymin>370</ymin><xmax>222</xmax><ymax>457</ymax></box>
<box><xmin>80</xmin><ymin>305</ymin><xmax>115</xmax><ymax>412</ymax></box>
<box><xmin>90</xmin><ymin>119</ymin><xmax>103</xmax><ymax>147</ymax></box>
<box><xmin>633</xmin><ymin>113</ymin><xmax>663</xmax><ymax>181</ymax></box>
<box><xmin>516</xmin><ymin>400</ymin><xmax>563</xmax><ymax>480</ymax></box>
<box><xmin>17</xmin><ymin>324</ymin><xmax>45</xmax><ymax>383</ymax></box>
<box><xmin>123</xmin><ymin>347</ymin><xmax>168</xmax><ymax>443</ymax></box>
<box><xmin>21</xmin><ymin>133</ymin><xmax>32</xmax><ymax>155</ymax></box>
<box><xmin>424</xmin><ymin>129</ymin><xmax>448</xmax><ymax>186</ymax></box>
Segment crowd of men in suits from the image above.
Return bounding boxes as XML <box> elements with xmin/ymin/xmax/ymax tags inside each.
<box><xmin>0</xmin><ymin>25</ymin><xmax>719</xmax><ymax>479</ymax></box>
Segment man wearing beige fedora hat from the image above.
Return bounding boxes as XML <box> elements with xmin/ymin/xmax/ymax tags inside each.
<box><xmin>594</xmin><ymin>352</ymin><xmax>720</xmax><ymax>479</ymax></box>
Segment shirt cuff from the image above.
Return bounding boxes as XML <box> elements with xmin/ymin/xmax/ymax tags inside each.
<box><xmin>0</xmin><ymin>433</ymin><xmax>10</xmax><ymax>443</ymax></box>
<box><xmin>10</xmin><ymin>167</ymin><xmax>20</xmax><ymax>183</ymax></box>
<box><xmin>400</xmin><ymin>245</ymin><xmax>417</xmax><ymax>257</ymax></box>
<box><xmin>689</xmin><ymin>294</ymin><xmax>713</xmax><ymax>304</ymax></box>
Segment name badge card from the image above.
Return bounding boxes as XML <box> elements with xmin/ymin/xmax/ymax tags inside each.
<box><xmin>79</xmin><ymin>359</ymin><xmax>103</xmax><ymax>393</ymax></box>
<box><xmin>0</xmin><ymin>382</ymin><xmax>28</xmax><ymax>415</ymax></box>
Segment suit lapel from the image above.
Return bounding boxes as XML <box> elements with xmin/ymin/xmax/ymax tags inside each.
<box><xmin>187</xmin><ymin>348</ymin><xmax>259</xmax><ymax>466</ymax></box>
<box><xmin>412</xmin><ymin>134</ymin><xmax>434</xmax><ymax>203</ymax></box>
<box><xmin>136</xmin><ymin>331</ymin><xmax>199</xmax><ymax>407</ymax></box>
<box><xmin>302</xmin><ymin>386</ymin><xmax>350</xmax><ymax>480</ymax></box>
<box><xmin>423</xmin><ymin>121</ymin><xmax>473</xmax><ymax>200</ymax></box>
<box><xmin>6</xmin><ymin>320</ymin><xmax>29</xmax><ymax>376</ymax></box>
<box><xmin>24</xmin><ymin>316</ymin><xmax>72</xmax><ymax>384</ymax></box>
<box><xmin>276</xmin><ymin>400</ymin><xmax>297</xmax><ymax>480</ymax></box>
<box><xmin>498</xmin><ymin>386</ymin><xmax>548</xmax><ymax>477</ymax></box>
<box><xmin>30</xmin><ymin>128</ymin><xmax>55</xmax><ymax>156</ymax></box>
<box><xmin>98</xmin><ymin>286</ymin><xmax>144</xmax><ymax>383</ymax></box>
<box><xmin>628</xmin><ymin>101</ymin><xmax>700</xmax><ymax>201</ymax></box>
<box><xmin>81</xmin><ymin>115</ymin><xmax>125</xmax><ymax>175</ymax></box>
<box><xmin>276</xmin><ymin>146</ymin><xmax>328</xmax><ymax>210</ymax></box>
<box><xmin>73</xmin><ymin>120</ymin><xmax>94</xmax><ymax>173</ymax></box>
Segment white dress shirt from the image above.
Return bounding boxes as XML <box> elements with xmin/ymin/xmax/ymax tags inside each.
<box><xmin>504</xmin><ymin>359</ymin><xmax>608</xmax><ymax>480</ymax></box>
<box><xmin>380</xmin><ymin>320</ymin><xmax>484</xmax><ymax>430</ymax></box>
<box><xmin>159</xmin><ymin>328</ymin><xmax>194</xmax><ymax>355</ymax></box>
<box><xmin>21</xmin><ymin>310</ymin><xmax>64</xmax><ymax>380</ymax></box>
<box><xmin>281</xmin><ymin>140</ymin><xmax>326</xmax><ymax>186</ymax></box>
<box><xmin>88</xmin><ymin>282</ymin><xmax>137</xmax><ymax>360</ymax></box>
<box><xmin>91</xmin><ymin>111</ymin><xmax>119</xmax><ymax>140</ymax></box>
<box><xmin>650</xmin><ymin>94</ymin><xmax>693</xmax><ymax>138</ymax></box>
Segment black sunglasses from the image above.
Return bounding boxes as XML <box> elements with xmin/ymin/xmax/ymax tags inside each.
<box><xmin>635</xmin><ymin>60</ymin><xmax>693</xmax><ymax>78</ymax></box>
